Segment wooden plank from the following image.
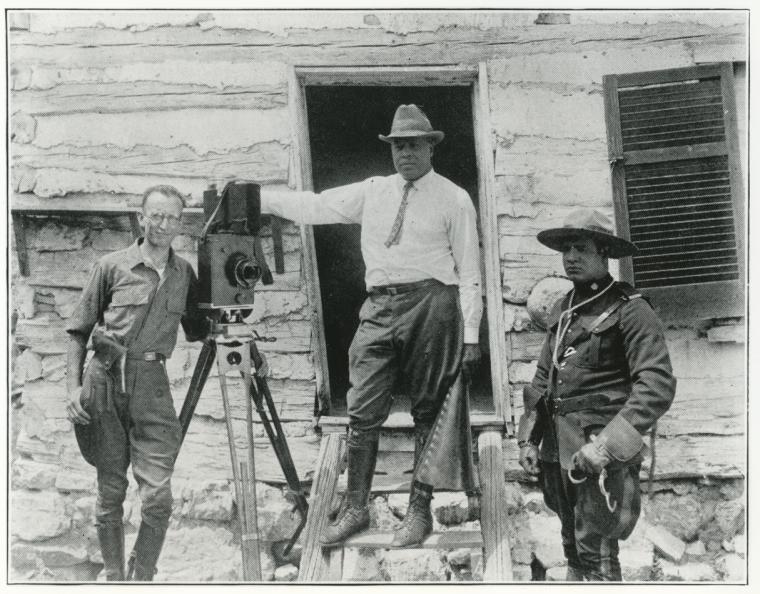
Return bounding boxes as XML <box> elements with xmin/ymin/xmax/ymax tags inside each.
<box><xmin>297</xmin><ymin>65</ymin><xmax>477</xmax><ymax>86</ymax></box>
<box><xmin>603</xmin><ymin>72</ymin><xmax>635</xmax><ymax>284</ymax></box>
<box><xmin>624</xmin><ymin>142</ymin><xmax>727</xmax><ymax>165</ymax></box>
<box><xmin>720</xmin><ymin>62</ymin><xmax>746</xmax><ymax>287</ymax></box>
<box><xmin>616</xmin><ymin>64</ymin><xmax>723</xmax><ymax>88</ymax></box>
<box><xmin>288</xmin><ymin>65</ymin><xmax>332</xmax><ymax>414</ymax></box>
<box><xmin>343</xmin><ymin>530</ymin><xmax>483</xmax><ymax>550</ymax></box>
<box><xmin>509</xmin><ymin>332</ymin><xmax>545</xmax><ymax>362</ymax></box>
<box><xmin>474</xmin><ymin>61</ymin><xmax>508</xmax><ymax>422</ymax></box>
<box><xmin>318</xmin><ymin>413</ymin><xmax>503</xmax><ymax>432</ymax></box>
<box><xmin>478</xmin><ymin>430</ymin><xmax>513</xmax><ymax>581</ymax></box>
<box><xmin>297</xmin><ymin>433</ymin><xmax>345</xmax><ymax>582</ymax></box>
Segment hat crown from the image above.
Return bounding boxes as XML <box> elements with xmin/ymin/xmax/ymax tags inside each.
<box><xmin>388</xmin><ymin>104</ymin><xmax>434</xmax><ymax>135</ymax></box>
<box><xmin>562</xmin><ymin>209</ymin><xmax>614</xmax><ymax>236</ymax></box>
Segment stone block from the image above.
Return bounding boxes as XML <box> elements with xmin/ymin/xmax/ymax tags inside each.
<box><xmin>527</xmin><ymin>512</ymin><xmax>565</xmax><ymax>569</ymax></box>
<box><xmin>274</xmin><ymin>563</ymin><xmax>298</xmax><ymax>581</ymax></box>
<box><xmin>644</xmin><ymin>524</ymin><xmax>686</xmax><ymax>563</ymax></box>
<box><xmin>659</xmin><ymin>559</ymin><xmax>717</xmax><ymax>582</ymax></box>
<box><xmin>685</xmin><ymin>539</ymin><xmax>706</xmax><ymax>558</ymax></box>
<box><xmin>619</xmin><ymin>519</ymin><xmax>654</xmax><ymax>581</ymax></box>
<box><xmin>180</xmin><ymin>482</ymin><xmax>234</xmax><ymax>522</ymax></box>
<box><xmin>526</xmin><ymin>276</ymin><xmax>572</xmax><ymax>329</ymax></box>
<box><xmin>717</xmin><ymin>553</ymin><xmax>746</xmax><ymax>582</ymax></box>
<box><xmin>644</xmin><ymin>493</ymin><xmax>708</xmax><ymax>542</ymax></box>
<box><xmin>42</xmin><ymin>354</ymin><xmax>66</xmax><ymax>382</ymax></box>
<box><xmin>72</xmin><ymin>496</ymin><xmax>96</xmax><ymax>527</ymax></box>
<box><xmin>545</xmin><ymin>565</ymin><xmax>567</xmax><ymax>581</ymax></box>
<box><xmin>14</xmin><ymin>284</ymin><xmax>37</xmax><ymax>318</ymax></box>
<box><xmin>256</xmin><ymin>484</ymin><xmax>301</xmax><ymax>542</ymax></box>
<box><xmin>447</xmin><ymin>548</ymin><xmax>471</xmax><ymax>567</ymax></box>
<box><xmin>714</xmin><ymin>499</ymin><xmax>744</xmax><ymax>539</ymax></box>
<box><xmin>11</xmin><ymin>111</ymin><xmax>37</xmax><ymax>144</ymax></box>
<box><xmin>431</xmin><ymin>492</ymin><xmax>470</xmax><ymax>526</ymax></box>
<box><xmin>16</xmin><ymin>349</ymin><xmax>43</xmax><ymax>382</ymax></box>
<box><xmin>29</xmin><ymin>222</ymin><xmax>88</xmax><ymax>251</ymax></box>
<box><xmin>342</xmin><ymin>548</ymin><xmax>385</xmax><ymax>581</ymax></box>
<box><xmin>33</xmin><ymin>541</ymin><xmax>90</xmax><ymax>568</ymax></box>
<box><xmin>508</xmin><ymin>361</ymin><xmax>538</xmax><ymax>385</ymax></box>
<box><xmin>503</xmin><ymin>304</ymin><xmax>532</xmax><ymax>332</ymax></box>
<box><xmin>732</xmin><ymin>534</ymin><xmax>746</xmax><ymax>557</ymax></box>
<box><xmin>11</xmin><ymin>490</ymin><xmax>71</xmax><ymax>541</ymax></box>
<box><xmin>154</xmin><ymin>525</ymin><xmax>242</xmax><ymax>582</ymax></box>
<box><xmin>12</xmin><ymin>458</ymin><xmax>57</xmax><ymax>490</ymax></box>
<box><xmin>371</xmin><ymin>495</ymin><xmax>401</xmax><ymax>531</ymax></box>
<box><xmin>380</xmin><ymin>549</ymin><xmax>447</xmax><ymax>582</ymax></box>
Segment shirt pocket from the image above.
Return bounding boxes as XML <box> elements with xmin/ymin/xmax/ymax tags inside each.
<box><xmin>167</xmin><ymin>292</ymin><xmax>186</xmax><ymax>316</ymax></box>
<box><xmin>588</xmin><ymin>312</ymin><xmax>625</xmax><ymax>369</ymax></box>
<box><xmin>110</xmin><ymin>285</ymin><xmax>151</xmax><ymax>308</ymax></box>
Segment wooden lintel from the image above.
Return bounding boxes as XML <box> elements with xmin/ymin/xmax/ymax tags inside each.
<box><xmin>318</xmin><ymin>414</ymin><xmax>504</xmax><ymax>432</ymax></box>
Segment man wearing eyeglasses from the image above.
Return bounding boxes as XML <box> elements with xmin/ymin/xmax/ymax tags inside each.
<box><xmin>65</xmin><ymin>185</ymin><xmax>209</xmax><ymax>581</ymax></box>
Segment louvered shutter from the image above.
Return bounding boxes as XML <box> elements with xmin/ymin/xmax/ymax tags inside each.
<box><xmin>603</xmin><ymin>64</ymin><xmax>744</xmax><ymax>320</ymax></box>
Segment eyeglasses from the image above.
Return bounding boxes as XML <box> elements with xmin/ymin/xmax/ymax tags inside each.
<box><xmin>145</xmin><ymin>212</ymin><xmax>182</xmax><ymax>227</ymax></box>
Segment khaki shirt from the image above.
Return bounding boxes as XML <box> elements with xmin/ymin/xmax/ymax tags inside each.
<box><xmin>66</xmin><ymin>240</ymin><xmax>208</xmax><ymax>356</ymax></box>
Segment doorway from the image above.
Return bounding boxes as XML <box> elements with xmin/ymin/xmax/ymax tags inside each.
<box><xmin>304</xmin><ymin>85</ymin><xmax>492</xmax><ymax>415</ymax></box>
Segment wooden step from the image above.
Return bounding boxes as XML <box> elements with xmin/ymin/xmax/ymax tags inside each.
<box><xmin>342</xmin><ymin>530</ymin><xmax>483</xmax><ymax>550</ymax></box>
<box><xmin>319</xmin><ymin>413</ymin><xmax>504</xmax><ymax>433</ymax></box>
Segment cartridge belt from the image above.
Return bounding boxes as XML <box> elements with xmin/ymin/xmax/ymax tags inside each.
<box><xmin>549</xmin><ymin>392</ymin><xmax>628</xmax><ymax>416</ymax></box>
<box><xmin>369</xmin><ymin>278</ymin><xmax>441</xmax><ymax>296</ymax></box>
<box><xmin>126</xmin><ymin>351</ymin><xmax>166</xmax><ymax>362</ymax></box>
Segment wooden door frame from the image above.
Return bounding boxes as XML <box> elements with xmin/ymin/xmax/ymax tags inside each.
<box><xmin>288</xmin><ymin>64</ymin><xmax>510</xmax><ymax>423</ymax></box>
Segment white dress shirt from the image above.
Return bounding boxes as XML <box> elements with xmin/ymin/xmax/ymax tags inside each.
<box><xmin>262</xmin><ymin>169</ymin><xmax>483</xmax><ymax>344</ymax></box>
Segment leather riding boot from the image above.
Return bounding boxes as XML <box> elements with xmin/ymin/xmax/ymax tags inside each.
<box><xmin>391</xmin><ymin>482</ymin><xmax>433</xmax><ymax>547</ymax></box>
<box><xmin>126</xmin><ymin>523</ymin><xmax>167</xmax><ymax>581</ymax></box>
<box><xmin>392</xmin><ymin>423</ymin><xmax>434</xmax><ymax>547</ymax></box>
<box><xmin>320</xmin><ymin>432</ymin><xmax>378</xmax><ymax>547</ymax></box>
<box><xmin>96</xmin><ymin>522</ymin><xmax>125</xmax><ymax>581</ymax></box>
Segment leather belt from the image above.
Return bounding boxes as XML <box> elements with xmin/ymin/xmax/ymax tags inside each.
<box><xmin>369</xmin><ymin>278</ymin><xmax>441</xmax><ymax>296</ymax></box>
<box><xmin>550</xmin><ymin>393</ymin><xmax>611</xmax><ymax>416</ymax></box>
<box><xmin>126</xmin><ymin>352</ymin><xmax>166</xmax><ymax>362</ymax></box>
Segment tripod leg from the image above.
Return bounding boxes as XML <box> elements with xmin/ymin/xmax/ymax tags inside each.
<box><xmin>178</xmin><ymin>340</ymin><xmax>216</xmax><ymax>444</ymax></box>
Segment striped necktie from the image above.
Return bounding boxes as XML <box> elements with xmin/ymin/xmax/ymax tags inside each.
<box><xmin>384</xmin><ymin>181</ymin><xmax>414</xmax><ymax>248</ymax></box>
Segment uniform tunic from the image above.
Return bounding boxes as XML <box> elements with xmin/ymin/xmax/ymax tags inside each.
<box><xmin>67</xmin><ymin>240</ymin><xmax>208</xmax><ymax>528</ymax></box>
<box><xmin>520</xmin><ymin>275</ymin><xmax>676</xmax><ymax>580</ymax></box>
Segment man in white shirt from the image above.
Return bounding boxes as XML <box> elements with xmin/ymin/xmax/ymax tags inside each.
<box><xmin>263</xmin><ymin>104</ymin><xmax>482</xmax><ymax>547</ymax></box>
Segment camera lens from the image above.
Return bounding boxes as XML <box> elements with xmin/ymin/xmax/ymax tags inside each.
<box><xmin>226</xmin><ymin>253</ymin><xmax>262</xmax><ymax>289</ymax></box>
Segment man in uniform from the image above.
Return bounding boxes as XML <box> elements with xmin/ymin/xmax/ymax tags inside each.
<box><xmin>66</xmin><ymin>185</ymin><xmax>209</xmax><ymax>581</ymax></box>
<box><xmin>518</xmin><ymin>209</ymin><xmax>676</xmax><ymax>581</ymax></box>
<box><xmin>262</xmin><ymin>104</ymin><xmax>482</xmax><ymax>547</ymax></box>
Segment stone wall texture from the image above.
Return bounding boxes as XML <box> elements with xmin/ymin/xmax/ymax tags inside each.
<box><xmin>9</xmin><ymin>10</ymin><xmax>746</xmax><ymax>582</ymax></box>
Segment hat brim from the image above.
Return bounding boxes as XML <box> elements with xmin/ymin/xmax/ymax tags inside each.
<box><xmin>537</xmin><ymin>227</ymin><xmax>638</xmax><ymax>258</ymax></box>
<box><xmin>378</xmin><ymin>130</ymin><xmax>444</xmax><ymax>145</ymax></box>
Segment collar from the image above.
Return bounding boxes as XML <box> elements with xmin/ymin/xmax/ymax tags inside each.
<box><xmin>397</xmin><ymin>168</ymin><xmax>435</xmax><ymax>193</ymax></box>
<box><xmin>573</xmin><ymin>273</ymin><xmax>614</xmax><ymax>300</ymax></box>
<box><xmin>125</xmin><ymin>239</ymin><xmax>180</xmax><ymax>272</ymax></box>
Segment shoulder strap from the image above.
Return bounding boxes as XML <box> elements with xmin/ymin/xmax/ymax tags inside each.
<box><xmin>588</xmin><ymin>295</ymin><xmax>627</xmax><ymax>333</ymax></box>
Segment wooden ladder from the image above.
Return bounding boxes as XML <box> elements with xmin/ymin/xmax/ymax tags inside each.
<box><xmin>297</xmin><ymin>430</ymin><xmax>513</xmax><ymax>582</ymax></box>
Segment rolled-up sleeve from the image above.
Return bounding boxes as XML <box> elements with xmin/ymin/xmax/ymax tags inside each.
<box><xmin>66</xmin><ymin>260</ymin><xmax>107</xmax><ymax>341</ymax></box>
<box><xmin>447</xmin><ymin>189</ymin><xmax>482</xmax><ymax>344</ymax></box>
<box><xmin>261</xmin><ymin>181</ymin><xmax>366</xmax><ymax>225</ymax></box>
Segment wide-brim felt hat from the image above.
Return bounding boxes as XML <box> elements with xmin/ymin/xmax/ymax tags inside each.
<box><xmin>537</xmin><ymin>209</ymin><xmax>638</xmax><ymax>259</ymax></box>
<box><xmin>378</xmin><ymin>104</ymin><xmax>445</xmax><ymax>145</ymax></box>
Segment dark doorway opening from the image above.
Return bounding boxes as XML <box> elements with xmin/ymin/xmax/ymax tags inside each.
<box><xmin>305</xmin><ymin>85</ymin><xmax>491</xmax><ymax>415</ymax></box>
